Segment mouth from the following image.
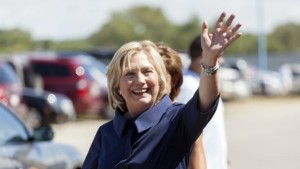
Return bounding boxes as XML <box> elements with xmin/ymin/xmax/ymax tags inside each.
<box><xmin>132</xmin><ymin>88</ymin><xmax>149</xmax><ymax>95</ymax></box>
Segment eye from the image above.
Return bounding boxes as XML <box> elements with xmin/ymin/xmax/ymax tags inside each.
<box><xmin>124</xmin><ymin>71</ymin><xmax>135</xmax><ymax>76</ymax></box>
<box><xmin>143</xmin><ymin>68</ymin><xmax>154</xmax><ymax>74</ymax></box>
<box><xmin>146</xmin><ymin>69</ymin><xmax>153</xmax><ymax>73</ymax></box>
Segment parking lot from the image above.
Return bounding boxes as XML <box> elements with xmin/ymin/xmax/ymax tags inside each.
<box><xmin>53</xmin><ymin>96</ymin><xmax>300</xmax><ymax>169</ymax></box>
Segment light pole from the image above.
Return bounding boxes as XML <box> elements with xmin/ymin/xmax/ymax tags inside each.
<box><xmin>257</xmin><ymin>0</ymin><xmax>268</xmax><ymax>70</ymax></box>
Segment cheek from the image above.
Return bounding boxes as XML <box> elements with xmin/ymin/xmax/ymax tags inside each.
<box><xmin>119</xmin><ymin>78</ymin><xmax>130</xmax><ymax>92</ymax></box>
<box><xmin>149</xmin><ymin>75</ymin><xmax>160</xmax><ymax>91</ymax></box>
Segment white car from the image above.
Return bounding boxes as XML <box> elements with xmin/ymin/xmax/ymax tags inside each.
<box><xmin>250</xmin><ymin>70</ymin><xmax>284</xmax><ymax>96</ymax></box>
<box><xmin>219</xmin><ymin>67</ymin><xmax>252</xmax><ymax>100</ymax></box>
<box><xmin>286</xmin><ymin>63</ymin><xmax>300</xmax><ymax>94</ymax></box>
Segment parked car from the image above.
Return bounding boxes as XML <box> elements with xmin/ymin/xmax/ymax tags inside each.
<box><xmin>0</xmin><ymin>102</ymin><xmax>83</xmax><ymax>169</ymax></box>
<box><xmin>219</xmin><ymin>67</ymin><xmax>252</xmax><ymax>100</ymax></box>
<box><xmin>28</xmin><ymin>53</ymin><xmax>109</xmax><ymax>116</ymax></box>
<box><xmin>0</xmin><ymin>60</ymin><xmax>28</xmax><ymax>120</ymax></box>
<box><xmin>23</xmin><ymin>87</ymin><xmax>76</xmax><ymax>128</ymax></box>
<box><xmin>55</xmin><ymin>51</ymin><xmax>114</xmax><ymax>118</ymax></box>
<box><xmin>250</xmin><ymin>70</ymin><xmax>284</xmax><ymax>96</ymax></box>
<box><xmin>287</xmin><ymin>63</ymin><xmax>300</xmax><ymax>94</ymax></box>
<box><xmin>83</xmin><ymin>48</ymin><xmax>116</xmax><ymax>65</ymax></box>
<box><xmin>4</xmin><ymin>56</ymin><xmax>76</xmax><ymax>128</ymax></box>
<box><xmin>0</xmin><ymin>156</ymin><xmax>24</xmax><ymax>169</ymax></box>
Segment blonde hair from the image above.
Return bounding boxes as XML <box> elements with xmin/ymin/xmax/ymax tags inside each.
<box><xmin>106</xmin><ymin>40</ymin><xmax>169</xmax><ymax>112</ymax></box>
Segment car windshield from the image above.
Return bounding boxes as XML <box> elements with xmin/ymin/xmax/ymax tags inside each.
<box><xmin>0</xmin><ymin>63</ymin><xmax>19</xmax><ymax>83</ymax></box>
<box><xmin>0</xmin><ymin>104</ymin><xmax>29</xmax><ymax>144</ymax></box>
<box><xmin>78</xmin><ymin>57</ymin><xmax>108</xmax><ymax>87</ymax></box>
<box><xmin>82</xmin><ymin>63</ymin><xmax>107</xmax><ymax>86</ymax></box>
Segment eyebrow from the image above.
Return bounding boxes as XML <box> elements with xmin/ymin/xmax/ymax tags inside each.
<box><xmin>125</xmin><ymin>65</ymin><xmax>154</xmax><ymax>71</ymax></box>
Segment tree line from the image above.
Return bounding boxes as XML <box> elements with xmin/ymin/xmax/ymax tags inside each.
<box><xmin>1</xmin><ymin>6</ymin><xmax>300</xmax><ymax>56</ymax></box>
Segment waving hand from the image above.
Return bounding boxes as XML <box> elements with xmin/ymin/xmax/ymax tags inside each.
<box><xmin>201</xmin><ymin>12</ymin><xmax>242</xmax><ymax>66</ymax></box>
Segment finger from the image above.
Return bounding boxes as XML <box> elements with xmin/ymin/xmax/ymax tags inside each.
<box><xmin>202</xmin><ymin>21</ymin><xmax>212</xmax><ymax>47</ymax></box>
<box><xmin>224</xmin><ymin>22</ymin><xmax>242</xmax><ymax>40</ymax></box>
<box><xmin>230</xmin><ymin>23</ymin><xmax>242</xmax><ymax>35</ymax></box>
<box><xmin>227</xmin><ymin>33</ymin><xmax>242</xmax><ymax>45</ymax></box>
<box><xmin>202</xmin><ymin>21</ymin><xmax>209</xmax><ymax>38</ymax></box>
<box><xmin>222</xmin><ymin>13</ymin><xmax>236</xmax><ymax>33</ymax></box>
<box><xmin>215</xmin><ymin>12</ymin><xmax>226</xmax><ymax>31</ymax></box>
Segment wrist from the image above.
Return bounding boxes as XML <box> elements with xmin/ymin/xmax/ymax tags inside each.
<box><xmin>201</xmin><ymin>52</ymin><xmax>222</xmax><ymax>67</ymax></box>
<box><xmin>200</xmin><ymin>62</ymin><xmax>219</xmax><ymax>76</ymax></box>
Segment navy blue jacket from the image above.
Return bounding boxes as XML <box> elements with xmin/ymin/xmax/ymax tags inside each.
<box><xmin>82</xmin><ymin>91</ymin><xmax>219</xmax><ymax>169</ymax></box>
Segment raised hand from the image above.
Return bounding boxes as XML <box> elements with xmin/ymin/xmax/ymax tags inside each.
<box><xmin>201</xmin><ymin>12</ymin><xmax>242</xmax><ymax>66</ymax></box>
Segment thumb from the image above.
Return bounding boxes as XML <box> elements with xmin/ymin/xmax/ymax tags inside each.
<box><xmin>201</xmin><ymin>21</ymin><xmax>211</xmax><ymax>46</ymax></box>
<box><xmin>201</xmin><ymin>21</ymin><xmax>209</xmax><ymax>36</ymax></box>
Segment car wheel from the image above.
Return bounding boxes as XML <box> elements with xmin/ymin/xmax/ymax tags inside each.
<box><xmin>26</xmin><ymin>107</ymin><xmax>42</xmax><ymax>129</ymax></box>
<box><xmin>55</xmin><ymin>114</ymin><xmax>67</xmax><ymax>124</ymax></box>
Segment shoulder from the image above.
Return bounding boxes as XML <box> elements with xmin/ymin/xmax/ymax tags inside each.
<box><xmin>164</xmin><ymin>102</ymin><xmax>184</xmax><ymax>118</ymax></box>
<box><xmin>97</xmin><ymin>120</ymin><xmax>114</xmax><ymax>136</ymax></box>
<box><xmin>100</xmin><ymin>120</ymin><xmax>114</xmax><ymax>129</ymax></box>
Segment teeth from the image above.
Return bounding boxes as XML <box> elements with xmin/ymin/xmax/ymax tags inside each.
<box><xmin>133</xmin><ymin>89</ymin><xmax>147</xmax><ymax>93</ymax></box>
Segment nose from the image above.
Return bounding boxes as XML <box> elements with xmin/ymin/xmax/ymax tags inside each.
<box><xmin>135</xmin><ymin>72</ymin><xmax>146</xmax><ymax>84</ymax></box>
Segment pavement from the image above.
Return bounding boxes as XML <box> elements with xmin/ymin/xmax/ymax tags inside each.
<box><xmin>224</xmin><ymin>96</ymin><xmax>300</xmax><ymax>169</ymax></box>
<box><xmin>53</xmin><ymin>96</ymin><xmax>300</xmax><ymax>169</ymax></box>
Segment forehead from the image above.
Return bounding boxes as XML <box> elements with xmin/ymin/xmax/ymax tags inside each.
<box><xmin>124</xmin><ymin>52</ymin><xmax>155</xmax><ymax>70</ymax></box>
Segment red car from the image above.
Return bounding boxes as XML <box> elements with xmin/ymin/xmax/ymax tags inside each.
<box><xmin>29</xmin><ymin>53</ymin><xmax>109</xmax><ymax>116</ymax></box>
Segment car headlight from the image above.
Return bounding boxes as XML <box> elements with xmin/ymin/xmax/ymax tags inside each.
<box><xmin>59</xmin><ymin>98</ymin><xmax>76</xmax><ymax>117</ymax></box>
<box><xmin>9</xmin><ymin>94</ymin><xmax>20</xmax><ymax>107</ymax></box>
<box><xmin>47</xmin><ymin>94</ymin><xmax>57</xmax><ymax>104</ymax></box>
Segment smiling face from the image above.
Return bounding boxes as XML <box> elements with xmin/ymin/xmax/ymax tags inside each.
<box><xmin>119</xmin><ymin>51</ymin><xmax>160</xmax><ymax>117</ymax></box>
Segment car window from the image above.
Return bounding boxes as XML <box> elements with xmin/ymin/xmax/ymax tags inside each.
<box><xmin>0</xmin><ymin>63</ymin><xmax>19</xmax><ymax>83</ymax></box>
<box><xmin>73</xmin><ymin>54</ymin><xmax>107</xmax><ymax>75</ymax></box>
<box><xmin>0</xmin><ymin>104</ymin><xmax>29</xmax><ymax>144</ymax></box>
<box><xmin>92</xmin><ymin>60</ymin><xmax>107</xmax><ymax>75</ymax></box>
<box><xmin>81</xmin><ymin>63</ymin><xmax>107</xmax><ymax>87</ymax></box>
<box><xmin>32</xmin><ymin>63</ymin><xmax>70</xmax><ymax>77</ymax></box>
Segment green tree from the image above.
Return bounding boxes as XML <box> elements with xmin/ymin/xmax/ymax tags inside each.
<box><xmin>268</xmin><ymin>23</ymin><xmax>300</xmax><ymax>53</ymax></box>
<box><xmin>2</xmin><ymin>6</ymin><xmax>300</xmax><ymax>56</ymax></box>
<box><xmin>88</xmin><ymin>6</ymin><xmax>178</xmax><ymax>48</ymax></box>
<box><xmin>226</xmin><ymin>34</ymin><xmax>257</xmax><ymax>55</ymax></box>
<box><xmin>35</xmin><ymin>39</ymin><xmax>92</xmax><ymax>51</ymax></box>
<box><xmin>0</xmin><ymin>29</ymin><xmax>34</xmax><ymax>52</ymax></box>
<box><xmin>170</xmin><ymin>16</ymin><xmax>201</xmax><ymax>51</ymax></box>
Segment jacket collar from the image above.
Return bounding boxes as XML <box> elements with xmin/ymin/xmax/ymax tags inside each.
<box><xmin>113</xmin><ymin>95</ymin><xmax>172</xmax><ymax>138</ymax></box>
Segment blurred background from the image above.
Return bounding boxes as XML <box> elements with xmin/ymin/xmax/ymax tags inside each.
<box><xmin>0</xmin><ymin>0</ymin><xmax>299</xmax><ymax>168</ymax></box>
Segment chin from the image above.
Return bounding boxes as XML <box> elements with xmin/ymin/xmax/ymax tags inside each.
<box><xmin>137</xmin><ymin>99</ymin><xmax>154</xmax><ymax>107</ymax></box>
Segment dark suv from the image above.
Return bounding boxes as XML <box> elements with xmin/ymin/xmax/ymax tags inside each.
<box><xmin>29</xmin><ymin>53</ymin><xmax>109</xmax><ymax>116</ymax></box>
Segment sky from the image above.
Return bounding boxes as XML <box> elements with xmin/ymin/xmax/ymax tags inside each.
<box><xmin>1</xmin><ymin>0</ymin><xmax>300</xmax><ymax>41</ymax></box>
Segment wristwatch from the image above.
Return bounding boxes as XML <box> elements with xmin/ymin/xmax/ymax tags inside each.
<box><xmin>200</xmin><ymin>62</ymin><xmax>219</xmax><ymax>76</ymax></box>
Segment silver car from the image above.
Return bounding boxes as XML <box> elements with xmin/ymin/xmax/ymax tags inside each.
<box><xmin>0</xmin><ymin>103</ymin><xmax>83</xmax><ymax>169</ymax></box>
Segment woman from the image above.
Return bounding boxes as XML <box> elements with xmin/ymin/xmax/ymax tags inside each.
<box><xmin>82</xmin><ymin>12</ymin><xmax>241</xmax><ymax>169</ymax></box>
<box><xmin>156</xmin><ymin>42</ymin><xmax>183</xmax><ymax>101</ymax></box>
<box><xmin>157</xmin><ymin>42</ymin><xmax>207</xmax><ymax>169</ymax></box>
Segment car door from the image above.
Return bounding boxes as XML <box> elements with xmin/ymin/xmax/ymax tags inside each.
<box><xmin>0</xmin><ymin>104</ymin><xmax>68</xmax><ymax>169</ymax></box>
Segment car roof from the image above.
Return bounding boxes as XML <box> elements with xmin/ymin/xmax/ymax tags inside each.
<box><xmin>28</xmin><ymin>51</ymin><xmax>94</xmax><ymax>62</ymax></box>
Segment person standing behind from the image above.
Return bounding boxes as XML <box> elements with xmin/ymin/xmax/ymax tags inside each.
<box><xmin>156</xmin><ymin>42</ymin><xmax>207</xmax><ymax>169</ymax></box>
<box><xmin>177</xmin><ymin>35</ymin><xmax>229</xmax><ymax>169</ymax></box>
